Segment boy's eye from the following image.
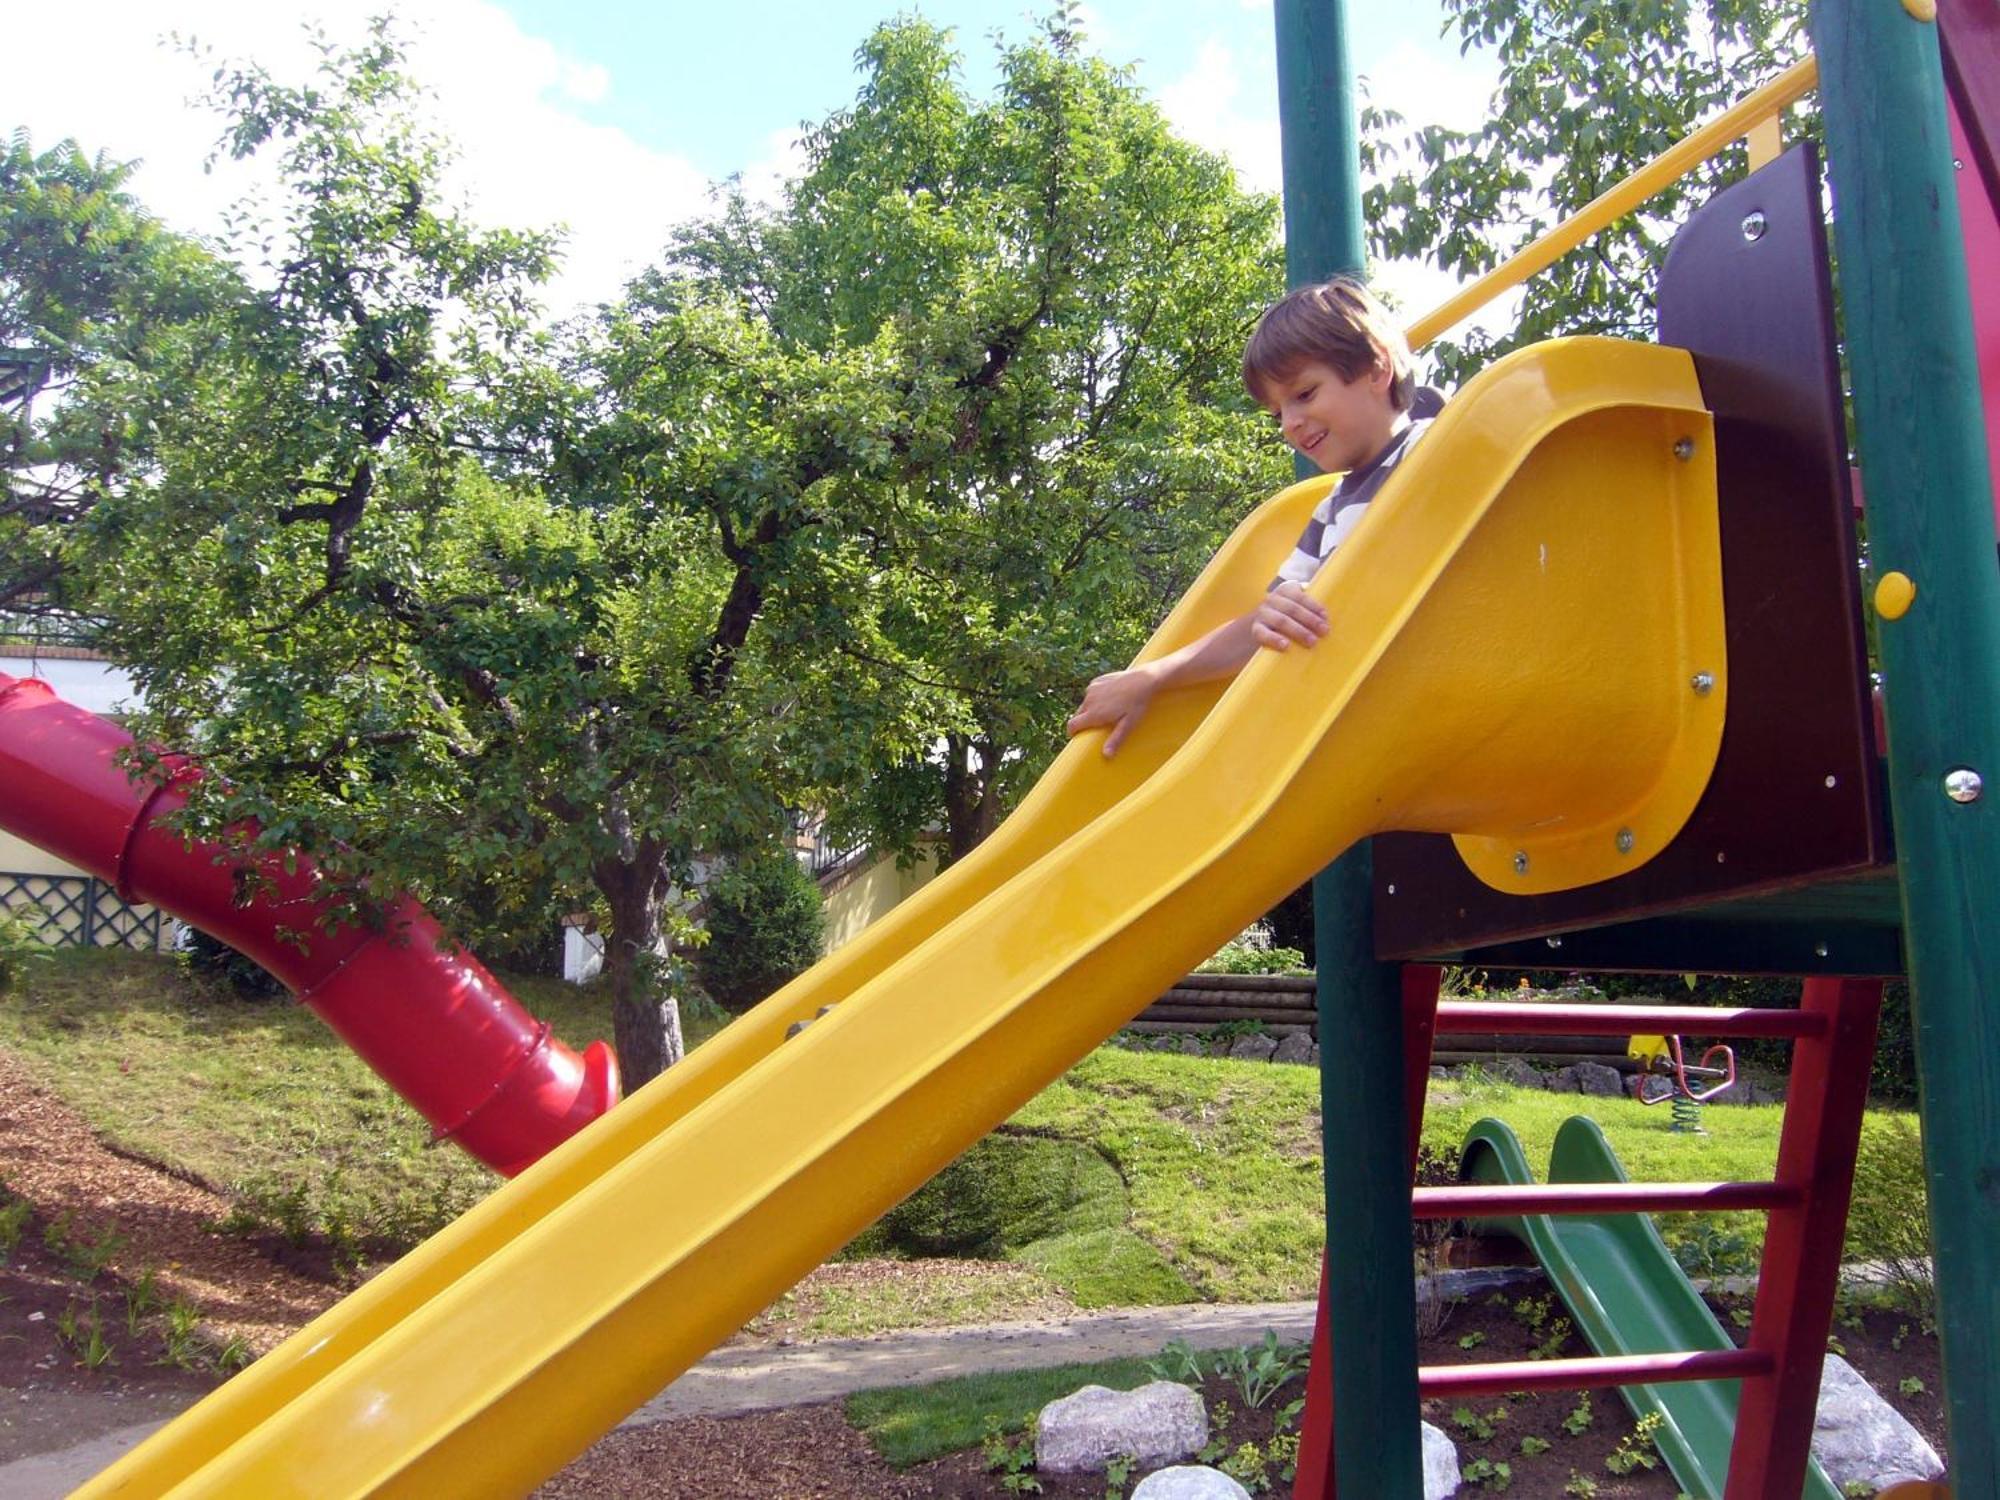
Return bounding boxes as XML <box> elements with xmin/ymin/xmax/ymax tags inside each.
<box><xmin>1297</xmin><ymin>385</ymin><xmax>1318</xmax><ymax>402</ymax></box>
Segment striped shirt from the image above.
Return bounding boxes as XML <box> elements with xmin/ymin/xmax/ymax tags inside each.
<box><xmin>1273</xmin><ymin>417</ymin><xmax>1433</xmax><ymax>589</ymax></box>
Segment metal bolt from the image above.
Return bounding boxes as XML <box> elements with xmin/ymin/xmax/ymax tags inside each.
<box><xmin>1546</xmin><ymin>936</ymin><xmax>1563</xmax><ymax>949</ymax></box>
<box><xmin>1716</xmin><ymin>851</ymin><xmax>1728</xmax><ymax>864</ymax></box>
<box><xmin>1513</xmin><ymin>851</ymin><xmax>1530</xmax><ymax>875</ymax></box>
<box><xmin>1673</xmin><ymin>437</ymin><xmax>1697</xmax><ymax>461</ymax></box>
<box><xmin>1944</xmin><ymin>767</ymin><xmax>1984</xmax><ymax>804</ymax></box>
<box><xmin>1956</xmin><ymin>158</ymin><xmax>1966</xmax><ymax>171</ymax></box>
<box><xmin>1615</xmin><ymin>828</ymin><xmax>1636</xmax><ymax>854</ymax></box>
<box><xmin>1814</xmin><ymin>942</ymin><xmax>1830</xmax><ymax>958</ymax></box>
<box><xmin>1824</xmin><ymin>774</ymin><xmax>1838</xmax><ymax>789</ymax></box>
<box><xmin>1741</xmin><ymin>210</ymin><xmax>1767</xmax><ymax>241</ymax></box>
<box><xmin>1386</xmin><ymin>883</ymin><xmax>1397</xmax><ymax>896</ymax></box>
<box><xmin>1691</xmin><ymin>672</ymin><xmax>1715</xmax><ymax>696</ymax></box>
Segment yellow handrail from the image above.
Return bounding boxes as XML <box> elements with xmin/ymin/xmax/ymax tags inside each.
<box><xmin>1406</xmin><ymin>55</ymin><xmax>1820</xmax><ymax>352</ymax></box>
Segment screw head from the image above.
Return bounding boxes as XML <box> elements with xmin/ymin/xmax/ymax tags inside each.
<box><xmin>1673</xmin><ymin>436</ymin><xmax>1696</xmax><ymax>461</ymax></box>
<box><xmin>1741</xmin><ymin>210</ymin><xmax>1768</xmax><ymax>241</ymax></box>
<box><xmin>1825</xmin><ymin>774</ymin><xmax>1838</xmax><ymax>789</ymax></box>
<box><xmin>1513</xmin><ymin>851</ymin><xmax>1530</xmax><ymax>875</ymax></box>
<box><xmin>1691</xmin><ymin>672</ymin><xmax>1715</xmax><ymax>696</ymax></box>
<box><xmin>1814</xmin><ymin>942</ymin><xmax>1831</xmax><ymax>958</ymax></box>
<box><xmin>1386</xmin><ymin>883</ymin><xmax>1397</xmax><ymax>895</ymax></box>
<box><xmin>1615</xmin><ymin>828</ymin><xmax>1636</xmax><ymax>854</ymax></box>
<box><xmin>1944</xmin><ymin>767</ymin><xmax>1984</xmax><ymax>804</ymax></box>
<box><xmin>1546</xmin><ymin>936</ymin><xmax>1564</xmax><ymax>949</ymax></box>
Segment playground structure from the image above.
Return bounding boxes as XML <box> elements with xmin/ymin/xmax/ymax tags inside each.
<box><xmin>0</xmin><ymin>673</ymin><xmax>620</xmax><ymax>1177</ymax></box>
<box><xmin>0</xmin><ymin>0</ymin><xmax>1983</xmax><ymax>1493</ymax></box>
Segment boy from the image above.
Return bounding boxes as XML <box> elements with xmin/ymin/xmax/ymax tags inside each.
<box><xmin>1066</xmin><ymin>277</ymin><xmax>1432</xmax><ymax>757</ymax></box>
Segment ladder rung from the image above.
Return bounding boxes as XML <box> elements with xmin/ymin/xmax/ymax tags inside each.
<box><xmin>1413</xmin><ymin>1180</ymin><xmax>1799</xmax><ymax>1217</ymax></box>
<box><xmin>1437</xmin><ymin>1001</ymin><xmax>1827</xmax><ymax>1040</ymax></box>
<box><xmin>1420</xmin><ymin>1347</ymin><xmax>1771</xmax><ymax>1399</ymax></box>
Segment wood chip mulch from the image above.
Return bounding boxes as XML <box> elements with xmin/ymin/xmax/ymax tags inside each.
<box><xmin>0</xmin><ymin>1047</ymin><xmax>338</xmax><ymax>1355</ymax></box>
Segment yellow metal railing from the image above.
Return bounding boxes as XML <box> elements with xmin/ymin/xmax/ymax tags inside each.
<box><xmin>1406</xmin><ymin>55</ymin><xmax>1820</xmax><ymax>352</ymax></box>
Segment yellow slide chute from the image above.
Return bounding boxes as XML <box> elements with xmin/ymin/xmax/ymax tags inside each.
<box><xmin>82</xmin><ymin>336</ymin><xmax>1724</xmax><ymax>1498</ymax></box>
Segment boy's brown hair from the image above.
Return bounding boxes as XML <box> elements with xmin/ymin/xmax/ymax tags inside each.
<box><xmin>1242</xmin><ymin>277</ymin><xmax>1416</xmax><ymax>412</ymax></box>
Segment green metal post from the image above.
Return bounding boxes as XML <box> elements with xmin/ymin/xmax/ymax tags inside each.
<box><xmin>1275</xmin><ymin>1</ymin><xmax>1423</xmax><ymax>1494</ymax></box>
<box><xmin>1809</xmin><ymin>0</ymin><xmax>2000</xmax><ymax>1487</ymax></box>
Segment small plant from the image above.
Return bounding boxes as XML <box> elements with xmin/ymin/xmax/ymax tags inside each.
<box><xmin>1520</xmin><ymin>1435</ymin><xmax>1552</xmax><ymax>1456</ymax></box>
<box><xmin>1197</xmin><ymin>938</ymin><xmax>1309</xmax><ymax>976</ymax></box>
<box><xmin>1199</xmin><ymin>1399</ymin><xmax>1237</xmax><ymax>1463</ymax></box>
<box><xmin>1605</xmin><ymin>1412</ymin><xmax>1664</xmax><ymax>1476</ymax></box>
<box><xmin>1219</xmin><ymin>1440</ymin><xmax>1274</xmax><ymax>1492</ymax></box>
<box><xmin>0</xmin><ymin>904</ymin><xmax>53</xmax><ymax>996</ymax></box>
<box><xmin>1899</xmin><ymin>1375</ymin><xmax>1928</xmax><ymax>1396</ymax></box>
<box><xmin>1532</xmin><ymin>1316</ymin><xmax>1574</xmax><ymax>1361</ymax></box>
<box><xmin>1213</xmin><ymin>1331</ymin><xmax>1309</xmax><ymax>1409</ymax></box>
<box><xmin>1451</xmin><ymin>1404</ymin><xmax>1507</xmax><ymax>1442</ymax></box>
<box><xmin>124</xmin><ymin>1270</ymin><xmax>163</xmax><ymax>1336</ymax></box>
<box><xmin>1103</xmin><ymin>1451</ymin><xmax>1137</xmax><ymax>1497</ymax></box>
<box><xmin>1841</xmin><ymin>1483</ymin><xmax>1874</xmax><ymax>1499</ymax></box>
<box><xmin>55</xmin><ymin>1299</ymin><xmax>115</xmax><ymax>1370</ymax></box>
<box><xmin>157</xmin><ymin>1297</ymin><xmax>205</xmax><ymax>1370</ymax></box>
<box><xmin>1892</xmin><ymin>1322</ymin><xmax>1910</xmax><ymax>1351</ymax></box>
<box><xmin>981</xmin><ymin>1417</ymin><xmax>1041</xmax><ymax>1494</ymax></box>
<box><xmin>1563</xmin><ymin>1473</ymin><xmax>1599</xmax><ymax>1499</ymax></box>
<box><xmin>1562</xmin><ymin>1392</ymin><xmax>1594</xmax><ymax>1435</ymax></box>
<box><xmin>1458</xmin><ymin>1330</ymin><xmax>1488</xmax><ymax>1350</ymax></box>
<box><xmin>1147</xmin><ymin>1336</ymin><xmax>1207</xmax><ymax>1385</ymax></box>
<box><xmin>1461</xmin><ymin>1457</ymin><xmax>1514</xmax><ymax>1491</ymax></box>
<box><xmin>214</xmin><ymin>1335</ymin><xmax>254</xmax><ymax>1372</ymax></box>
<box><xmin>1671</xmin><ymin>1220</ymin><xmax>1761</xmax><ymax>1279</ymax></box>
<box><xmin>1511</xmin><ymin>1294</ymin><xmax>1553</xmax><ymax>1333</ymax></box>
<box><xmin>0</xmin><ymin>1197</ymin><xmax>30</xmax><ymax>1263</ymax></box>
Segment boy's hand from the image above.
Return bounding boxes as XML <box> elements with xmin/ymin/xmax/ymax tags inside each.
<box><xmin>1250</xmin><ymin>582</ymin><xmax>1329</xmax><ymax>651</ymax></box>
<box><xmin>1066</xmin><ymin>666</ymin><xmax>1159</xmax><ymax>758</ymax></box>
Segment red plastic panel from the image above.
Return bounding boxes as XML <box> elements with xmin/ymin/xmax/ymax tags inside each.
<box><xmin>1949</xmin><ymin>94</ymin><xmax>2000</xmax><ymax>535</ymax></box>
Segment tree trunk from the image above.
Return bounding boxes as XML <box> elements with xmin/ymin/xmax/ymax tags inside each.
<box><xmin>598</xmin><ymin>861</ymin><xmax>684</xmax><ymax>1090</ymax></box>
<box><xmin>942</xmin><ymin>734</ymin><xmax>1002</xmax><ymax>864</ymax></box>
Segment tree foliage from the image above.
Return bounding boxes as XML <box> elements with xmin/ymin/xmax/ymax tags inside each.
<box><xmin>1365</xmin><ymin>0</ymin><xmax>1811</xmax><ymax>385</ymax></box>
<box><xmin>668</xmin><ymin>10</ymin><xmax>1288</xmax><ymax>863</ymax></box>
<box><xmin>695</xmin><ymin>851</ymin><xmax>826</xmax><ymax>1014</ymax></box>
<box><xmin>10</xmin><ymin>13</ymin><xmax>1287</xmax><ymax>1083</ymax></box>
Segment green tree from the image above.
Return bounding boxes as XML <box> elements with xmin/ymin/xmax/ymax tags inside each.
<box><xmin>1</xmin><ymin>132</ymin><xmax>230</xmax><ymax>614</ymax></box>
<box><xmin>67</xmin><ymin>24</ymin><xmax>943</xmax><ymax>1085</ymax></box>
<box><xmin>669</xmin><ymin>10</ymin><xmax>1289</xmax><ymax>865</ymax></box>
<box><xmin>1365</xmin><ymin>0</ymin><xmax>1810</xmax><ymax>386</ymax></box>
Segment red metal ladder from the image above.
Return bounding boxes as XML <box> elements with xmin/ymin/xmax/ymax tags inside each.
<box><xmin>1292</xmin><ymin>967</ymin><xmax>1885</xmax><ymax>1498</ymax></box>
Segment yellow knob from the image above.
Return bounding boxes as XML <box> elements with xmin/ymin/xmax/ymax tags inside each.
<box><xmin>1875</xmin><ymin>571</ymin><xmax>1917</xmax><ymax>621</ymax></box>
<box><xmin>1902</xmin><ymin>0</ymin><xmax>1937</xmax><ymax>20</ymax></box>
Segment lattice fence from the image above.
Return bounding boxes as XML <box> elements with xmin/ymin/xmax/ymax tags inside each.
<box><xmin>0</xmin><ymin>872</ymin><xmax>175</xmax><ymax>952</ymax></box>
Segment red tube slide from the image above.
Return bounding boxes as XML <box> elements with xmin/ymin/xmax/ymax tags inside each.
<box><xmin>0</xmin><ymin>671</ymin><xmax>619</xmax><ymax>1175</ymax></box>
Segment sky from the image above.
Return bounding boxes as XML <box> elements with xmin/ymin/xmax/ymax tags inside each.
<box><xmin>11</xmin><ymin>1</ymin><xmax>1502</xmax><ymax>323</ymax></box>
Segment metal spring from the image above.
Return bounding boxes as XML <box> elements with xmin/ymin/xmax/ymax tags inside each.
<box><xmin>1671</xmin><ymin>1091</ymin><xmax>1706</xmax><ymax>1134</ymax></box>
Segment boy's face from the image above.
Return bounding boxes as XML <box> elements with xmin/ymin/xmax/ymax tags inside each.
<box><xmin>1260</xmin><ymin>357</ymin><xmax>1401</xmax><ymax>475</ymax></box>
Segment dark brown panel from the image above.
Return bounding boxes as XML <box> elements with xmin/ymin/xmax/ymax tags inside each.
<box><xmin>1941</xmin><ymin>0</ymin><xmax>2000</xmax><ymax>210</ymax></box>
<box><xmin>1375</xmin><ymin>145</ymin><xmax>1887</xmax><ymax>965</ymax></box>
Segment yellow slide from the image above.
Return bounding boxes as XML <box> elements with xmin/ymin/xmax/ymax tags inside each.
<box><xmin>81</xmin><ymin>337</ymin><xmax>1726</xmax><ymax>1498</ymax></box>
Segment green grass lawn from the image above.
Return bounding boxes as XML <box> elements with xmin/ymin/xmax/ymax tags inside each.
<box><xmin>0</xmin><ymin>951</ymin><xmax>1921</xmax><ymax>1321</ymax></box>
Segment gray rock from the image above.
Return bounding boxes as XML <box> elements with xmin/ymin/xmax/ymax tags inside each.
<box><xmin>1548</xmin><ymin>1062</ymin><xmax>1624</xmax><ymax>1096</ymax></box>
<box><xmin>1035</xmin><ymin>1382</ymin><xmax>1208</xmax><ymax>1474</ymax></box>
<box><xmin>1131</xmin><ymin>1466</ymin><xmax>1253</xmax><ymax>1500</ymax></box>
<box><xmin>1572</xmin><ymin>1061</ymin><xmax>1625</xmax><ymax>1097</ymax></box>
<box><xmin>1227</xmin><ymin>1033</ymin><xmax>1278</xmax><ymax>1063</ymax></box>
<box><xmin>1177</xmin><ymin>1037</ymin><xmax>1206</xmax><ymax>1055</ymax></box>
<box><xmin>1429</xmin><ymin>1065</ymin><xmax>1450</xmax><ymax>1081</ymax></box>
<box><xmin>1486</xmin><ymin>1056</ymin><xmax>1541</xmax><ymax>1088</ymax></box>
<box><xmin>1273</xmin><ymin>1031</ymin><xmax>1315</xmax><ymax>1066</ymax></box>
<box><xmin>1306</xmin><ymin>1043</ymin><xmax>1320</xmax><ymax>1065</ymax></box>
<box><xmin>1811</xmin><ymin>1353</ymin><xmax>1945</xmax><ymax>1490</ymax></box>
<box><xmin>1422</xmin><ymin>1419</ymin><xmax>1461</xmax><ymax>1497</ymax></box>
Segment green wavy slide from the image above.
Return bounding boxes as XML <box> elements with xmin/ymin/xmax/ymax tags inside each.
<box><xmin>1457</xmin><ymin>1115</ymin><xmax>1840</xmax><ymax>1500</ymax></box>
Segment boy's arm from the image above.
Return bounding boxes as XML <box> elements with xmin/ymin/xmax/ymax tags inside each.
<box><xmin>1066</xmin><ymin>583</ymin><xmax>1328</xmax><ymax>757</ymax></box>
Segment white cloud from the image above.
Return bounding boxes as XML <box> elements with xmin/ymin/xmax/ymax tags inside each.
<box><xmin>10</xmin><ymin>0</ymin><xmax>717</xmax><ymax>320</ymax></box>
<box><xmin>1155</xmin><ymin>38</ymin><xmax>1282</xmax><ymax>194</ymax></box>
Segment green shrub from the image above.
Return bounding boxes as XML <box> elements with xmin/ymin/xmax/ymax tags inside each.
<box><xmin>0</xmin><ymin>906</ymin><xmax>53</xmax><ymax>996</ymax></box>
<box><xmin>1843</xmin><ymin>1113</ymin><xmax>1933</xmax><ymax>1321</ymax></box>
<box><xmin>696</xmin><ymin>851</ymin><xmax>825</xmax><ymax>1013</ymax></box>
<box><xmin>177</xmin><ymin>928</ymin><xmax>286</xmax><ymax>1000</ymax></box>
<box><xmin>1198</xmin><ymin>940</ymin><xmax>1310</xmax><ymax>976</ymax></box>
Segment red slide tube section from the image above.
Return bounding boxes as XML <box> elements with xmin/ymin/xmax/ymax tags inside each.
<box><xmin>0</xmin><ymin>671</ymin><xmax>619</xmax><ymax>1176</ymax></box>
